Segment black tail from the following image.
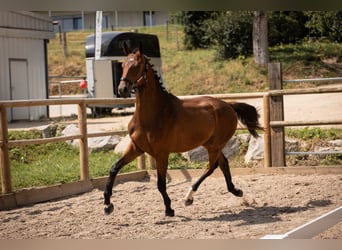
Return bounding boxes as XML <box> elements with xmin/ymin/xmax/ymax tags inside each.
<box><xmin>231</xmin><ymin>102</ymin><xmax>263</xmax><ymax>138</ymax></box>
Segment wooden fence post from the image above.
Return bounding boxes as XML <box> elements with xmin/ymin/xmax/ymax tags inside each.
<box><xmin>0</xmin><ymin>106</ymin><xmax>12</xmax><ymax>193</ymax></box>
<box><xmin>78</xmin><ymin>102</ymin><xmax>89</xmax><ymax>180</ymax></box>
<box><xmin>137</xmin><ymin>154</ymin><xmax>146</xmax><ymax>170</ymax></box>
<box><xmin>263</xmin><ymin>95</ymin><xmax>271</xmax><ymax>167</ymax></box>
<box><xmin>268</xmin><ymin>63</ymin><xmax>286</xmax><ymax>167</ymax></box>
<box><xmin>147</xmin><ymin>154</ymin><xmax>156</xmax><ymax>169</ymax></box>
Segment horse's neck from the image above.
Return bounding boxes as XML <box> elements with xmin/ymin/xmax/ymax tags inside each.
<box><xmin>134</xmin><ymin>68</ymin><xmax>169</xmax><ymax>124</ymax></box>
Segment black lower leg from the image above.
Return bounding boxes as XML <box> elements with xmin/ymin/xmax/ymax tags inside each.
<box><xmin>104</xmin><ymin>163</ymin><xmax>121</xmax><ymax>205</ymax></box>
<box><xmin>157</xmin><ymin>176</ymin><xmax>174</xmax><ymax>217</ymax></box>
<box><xmin>192</xmin><ymin>162</ymin><xmax>218</xmax><ymax>192</ymax></box>
<box><xmin>219</xmin><ymin>154</ymin><xmax>243</xmax><ymax>197</ymax></box>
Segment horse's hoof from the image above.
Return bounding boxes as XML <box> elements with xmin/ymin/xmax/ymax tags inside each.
<box><xmin>185</xmin><ymin>198</ymin><xmax>194</xmax><ymax>206</ymax></box>
<box><xmin>104</xmin><ymin>203</ymin><xmax>114</xmax><ymax>215</ymax></box>
<box><xmin>165</xmin><ymin>209</ymin><xmax>175</xmax><ymax>217</ymax></box>
<box><xmin>233</xmin><ymin>189</ymin><xmax>243</xmax><ymax>197</ymax></box>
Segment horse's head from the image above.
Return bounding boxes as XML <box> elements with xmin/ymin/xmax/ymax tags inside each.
<box><xmin>118</xmin><ymin>42</ymin><xmax>147</xmax><ymax>98</ymax></box>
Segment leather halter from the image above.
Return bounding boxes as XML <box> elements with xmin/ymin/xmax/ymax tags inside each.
<box><xmin>120</xmin><ymin>57</ymin><xmax>149</xmax><ymax>92</ymax></box>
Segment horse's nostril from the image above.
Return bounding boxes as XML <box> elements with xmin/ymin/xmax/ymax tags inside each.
<box><xmin>123</xmin><ymin>86</ymin><xmax>128</xmax><ymax>93</ymax></box>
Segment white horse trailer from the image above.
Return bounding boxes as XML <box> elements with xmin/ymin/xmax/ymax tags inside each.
<box><xmin>85</xmin><ymin>31</ymin><xmax>163</xmax><ymax>116</ymax></box>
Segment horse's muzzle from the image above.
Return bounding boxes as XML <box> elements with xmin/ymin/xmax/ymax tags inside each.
<box><xmin>118</xmin><ymin>78</ymin><xmax>131</xmax><ymax>98</ymax></box>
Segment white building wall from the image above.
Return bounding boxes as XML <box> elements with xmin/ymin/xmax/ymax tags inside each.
<box><xmin>154</xmin><ymin>11</ymin><xmax>169</xmax><ymax>25</ymax></box>
<box><xmin>0</xmin><ymin>11</ymin><xmax>53</xmax><ymax>121</ymax></box>
<box><xmin>81</xmin><ymin>11</ymin><xmax>170</xmax><ymax>30</ymax></box>
<box><xmin>0</xmin><ymin>36</ymin><xmax>47</xmax><ymax>120</ymax></box>
<box><xmin>115</xmin><ymin>11</ymin><xmax>144</xmax><ymax>27</ymax></box>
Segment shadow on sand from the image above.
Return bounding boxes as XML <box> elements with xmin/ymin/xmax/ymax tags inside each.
<box><xmin>197</xmin><ymin>199</ymin><xmax>333</xmax><ymax>226</ymax></box>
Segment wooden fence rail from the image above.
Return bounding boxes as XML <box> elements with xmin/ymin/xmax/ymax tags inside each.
<box><xmin>267</xmin><ymin>63</ymin><xmax>342</xmax><ymax>167</ymax></box>
<box><xmin>1</xmin><ymin>63</ymin><xmax>342</xmax><ymax>194</ymax></box>
<box><xmin>0</xmin><ymin>93</ymin><xmax>266</xmax><ymax>194</ymax></box>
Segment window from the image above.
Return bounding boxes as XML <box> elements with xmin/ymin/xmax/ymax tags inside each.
<box><xmin>73</xmin><ymin>17</ymin><xmax>82</xmax><ymax>30</ymax></box>
<box><xmin>143</xmin><ymin>11</ymin><xmax>155</xmax><ymax>26</ymax></box>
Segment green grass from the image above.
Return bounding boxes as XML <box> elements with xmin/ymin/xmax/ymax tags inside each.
<box><xmin>2</xmin><ymin>129</ymin><xmax>202</xmax><ymax>192</ymax></box>
<box><xmin>48</xmin><ymin>25</ymin><xmax>342</xmax><ymax>95</ymax></box>
<box><xmin>2</xmin><ymin>127</ymin><xmax>341</xmax><ymax>192</ymax></box>
<box><xmin>2</xmin><ymin>130</ymin><xmax>138</xmax><ymax>192</ymax></box>
<box><xmin>285</xmin><ymin>127</ymin><xmax>342</xmax><ymax>166</ymax></box>
<box><xmin>286</xmin><ymin>127</ymin><xmax>342</xmax><ymax>140</ymax></box>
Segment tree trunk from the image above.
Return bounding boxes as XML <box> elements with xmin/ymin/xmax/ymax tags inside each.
<box><xmin>253</xmin><ymin>11</ymin><xmax>269</xmax><ymax>65</ymax></box>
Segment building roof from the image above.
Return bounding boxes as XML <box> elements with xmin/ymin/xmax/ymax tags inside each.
<box><xmin>0</xmin><ymin>11</ymin><xmax>54</xmax><ymax>39</ymax></box>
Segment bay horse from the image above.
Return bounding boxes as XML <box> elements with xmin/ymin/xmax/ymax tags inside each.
<box><xmin>104</xmin><ymin>43</ymin><xmax>262</xmax><ymax>217</ymax></box>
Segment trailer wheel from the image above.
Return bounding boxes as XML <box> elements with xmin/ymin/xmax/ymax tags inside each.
<box><xmin>91</xmin><ymin>107</ymin><xmax>113</xmax><ymax>118</ymax></box>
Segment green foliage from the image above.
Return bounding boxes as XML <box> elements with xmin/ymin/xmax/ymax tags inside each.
<box><xmin>179</xmin><ymin>11</ymin><xmax>215</xmax><ymax>50</ymax></box>
<box><xmin>286</xmin><ymin>127</ymin><xmax>342</xmax><ymax>140</ymax></box>
<box><xmin>168</xmin><ymin>153</ymin><xmax>203</xmax><ymax>169</ymax></box>
<box><xmin>179</xmin><ymin>11</ymin><xmax>342</xmax><ymax>60</ymax></box>
<box><xmin>305</xmin><ymin>11</ymin><xmax>342</xmax><ymax>42</ymax></box>
<box><xmin>270</xmin><ymin>41</ymin><xmax>342</xmax><ymax>63</ymax></box>
<box><xmin>285</xmin><ymin>128</ymin><xmax>342</xmax><ymax>166</ymax></box>
<box><xmin>269</xmin><ymin>41</ymin><xmax>342</xmax><ymax>80</ymax></box>
<box><xmin>268</xmin><ymin>11</ymin><xmax>309</xmax><ymax>46</ymax></box>
<box><xmin>208</xmin><ymin>11</ymin><xmax>253</xmax><ymax>60</ymax></box>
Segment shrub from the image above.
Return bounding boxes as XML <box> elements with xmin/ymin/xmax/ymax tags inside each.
<box><xmin>179</xmin><ymin>11</ymin><xmax>215</xmax><ymax>50</ymax></box>
<box><xmin>208</xmin><ymin>11</ymin><xmax>253</xmax><ymax>60</ymax></box>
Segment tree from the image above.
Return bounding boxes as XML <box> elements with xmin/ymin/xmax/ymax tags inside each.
<box><xmin>180</xmin><ymin>11</ymin><xmax>341</xmax><ymax>61</ymax></box>
<box><xmin>305</xmin><ymin>11</ymin><xmax>342</xmax><ymax>42</ymax></box>
<box><xmin>208</xmin><ymin>11</ymin><xmax>253</xmax><ymax>59</ymax></box>
<box><xmin>179</xmin><ymin>11</ymin><xmax>215</xmax><ymax>50</ymax></box>
<box><xmin>268</xmin><ymin>11</ymin><xmax>309</xmax><ymax>46</ymax></box>
<box><xmin>253</xmin><ymin>11</ymin><xmax>269</xmax><ymax>65</ymax></box>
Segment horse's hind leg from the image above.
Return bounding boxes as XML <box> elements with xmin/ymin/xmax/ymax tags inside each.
<box><xmin>218</xmin><ymin>152</ymin><xmax>243</xmax><ymax>197</ymax></box>
<box><xmin>184</xmin><ymin>150</ymin><xmax>220</xmax><ymax>206</ymax></box>
<box><xmin>103</xmin><ymin>142</ymin><xmax>143</xmax><ymax>215</ymax></box>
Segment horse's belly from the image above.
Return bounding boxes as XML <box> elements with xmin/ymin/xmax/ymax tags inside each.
<box><xmin>168</xmin><ymin>124</ymin><xmax>214</xmax><ymax>153</ymax></box>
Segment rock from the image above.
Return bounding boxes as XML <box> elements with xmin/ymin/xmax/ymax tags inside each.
<box><xmin>61</xmin><ymin>124</ymin><xmax>120</xmax><ymax>151</ymax></box>
<box><xmin>182</xmin><ymin>136</ymin><xmax>241</xmax><ymax>163</ymax></box>
<box><xmin>222</xmin><ymin>136</ymin><xmax>241</xmax><ymax>158</ymax></box>
<box><xmin>285</xmin><ymin>137</ymin><xmax>300</xmax><ymax>152</ymax></box>
<box><xmin>35</xmin><ymin>124</ymin><xmax>57</xmax><ymax>138</ymax></box>
<box><xmin>236</xmin><ymin>134</ymin><xmax>251</xmax><ymax>144</ymax></box>
<box><xmin>114</xmin><ymin>134</ymin><xmax>131</xmax><ymax>154</ymax></box>
<box><xmin>61</xmin><ymin>124</ymin><xmax>79</xmax><ymax>147</ymax></box>
<box><xmin>244</xmin><ymin>134</ymin><xmax>264</xmax><ymax>163</ymax></box>
<box><xmin>329</xmin><ymin>139</ymin><xmax>342</xmax><ymax>147</ymax></box>
<box><xmin>88</xmin><ymin>135</ymin><xmax>120</xmax><ymax>151</ymax></box>
<box><xmin>182</xmin><ymin>146</ymin><xmax>207</xmax><ymax>163</ymax></box>
<box><xmin>315</xmin><ymin>146</ymin><xmax>332</xmax><ymax>153</ymax></box>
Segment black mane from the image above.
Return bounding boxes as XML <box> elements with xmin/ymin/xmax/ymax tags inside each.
<box><xmin>145</xmin><ymin>56</ymin><xmax>169</xmax><ymax>93</ymax></box>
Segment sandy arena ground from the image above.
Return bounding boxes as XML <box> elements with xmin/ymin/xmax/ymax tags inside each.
<box><xmin>0</xmin><ymin>173</ymin><xmax>341</xmax><ymax>239</ymax></box>
<box><xmin>3</xmin><ymin>87</ymin><xmax>342</xmax><ymax>239</ymax></box>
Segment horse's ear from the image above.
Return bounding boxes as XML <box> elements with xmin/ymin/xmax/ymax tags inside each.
<box><xmin>139</xmin><ymin>42</ymin><xmax>143</xmax><ymax>54</ymax></box>
<box><xmin>123</xmin><ymin>42</ymin><xmax>130</xmax><ymax>55</ymax></box>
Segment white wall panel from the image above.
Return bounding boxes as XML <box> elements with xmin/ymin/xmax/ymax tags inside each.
<box><xmin>0</xmin><ymin>11</ymin><xmax>52</xmax><ymax>120</ymax></box>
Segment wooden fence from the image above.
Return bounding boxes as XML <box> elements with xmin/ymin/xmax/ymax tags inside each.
<box><xmin>267</xmin><ymin>63</ymin><xmax>342</xmax><ymax>167</ymax></box>
<box><xmin>1</xmin><ymin>63</ymin><xmax>342</xmax><ymax>195</ymax></box>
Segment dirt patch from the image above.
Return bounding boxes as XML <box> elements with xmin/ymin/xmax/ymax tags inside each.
<box><xmin>0</xmin><ymin>173</ymin><xmax>341</xmax><ymax>239</ymax></box>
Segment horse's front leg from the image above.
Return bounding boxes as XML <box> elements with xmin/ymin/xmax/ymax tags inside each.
<box><xmin>155</xmin><ymin>154</ymin><xmax>174</xmax><ymax>217</ymax></box>
<box><xmin>104</xmin><ymin>141</ymin><xmax>143</xmax><ymax>215</ymax></box>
